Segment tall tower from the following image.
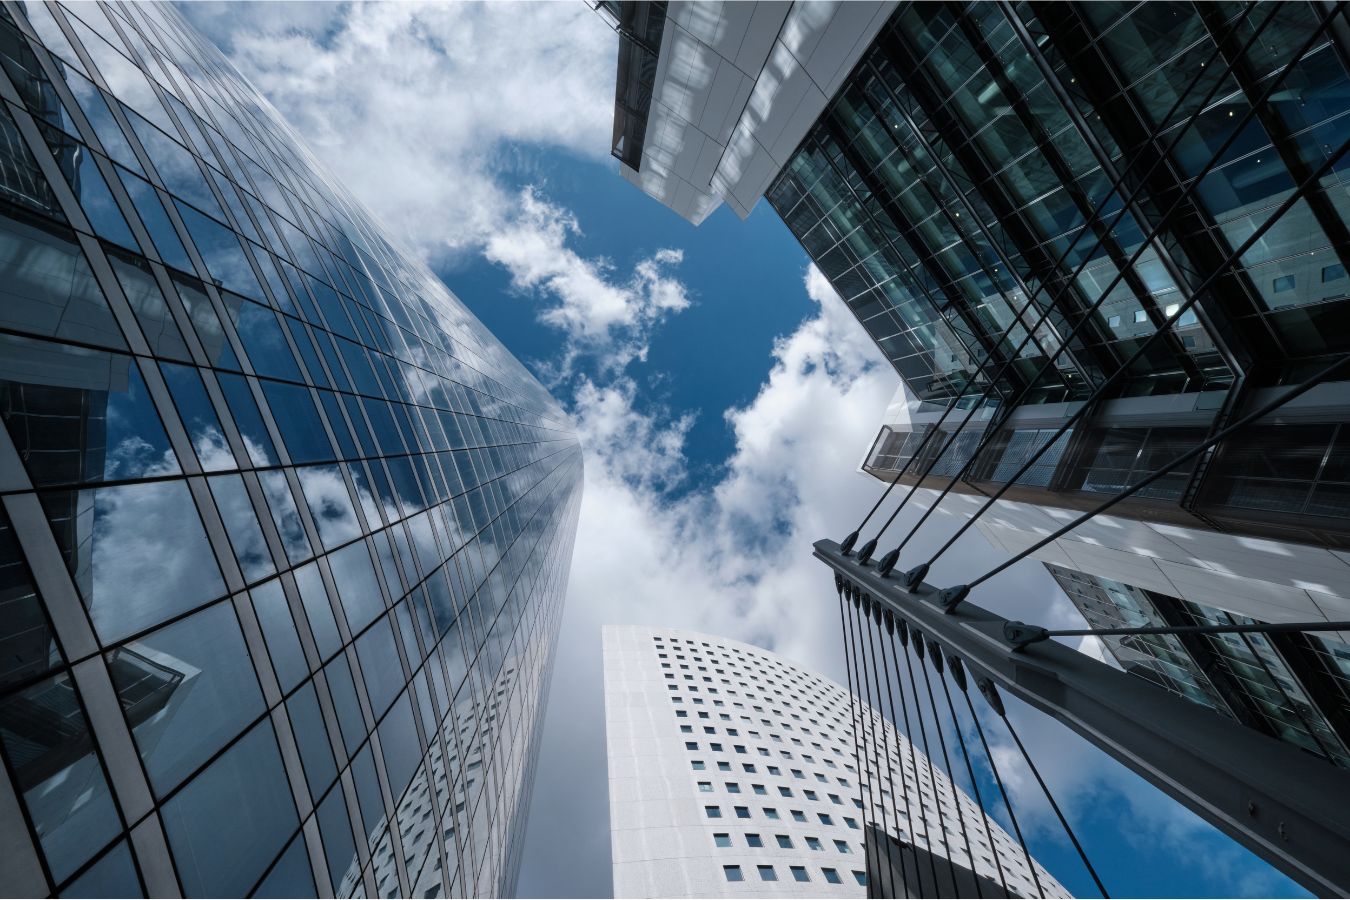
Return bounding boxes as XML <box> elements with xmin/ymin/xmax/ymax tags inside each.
<box><xmin>0</xmin><ymin>3</ymin><xmax>582</xmax><ymax>897</ymax></box>
<box><xmin>601</xmin><ymin>0</ymin><xmax>1350</xmax><ymax>777</ymax></box>
<box><xmin>603</xmin><ymin>625</ymin><xmax>1066</xmax><ymax>898</ymax></box>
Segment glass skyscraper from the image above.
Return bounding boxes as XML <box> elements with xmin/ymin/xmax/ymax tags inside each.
<box><xmin>0</xmin><ymin>3</ymin><xmax>581</xmax><ymax>897</ymax></box>
<box><xmin>605</xmin><ymin>1</ymin><xmax>1350</xmax><ymax>778</ymax></box>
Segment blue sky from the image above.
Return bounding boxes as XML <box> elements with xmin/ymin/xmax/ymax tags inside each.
<box><xmin>183</xmin><ymin>4</ymin><xmax>1310</xmax><ymax>898</ymax></box>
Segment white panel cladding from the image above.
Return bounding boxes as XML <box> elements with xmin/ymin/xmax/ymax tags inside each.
<box><xmin>622</xmin><ymin>1</ymin><xmax>898</xmax><ymax>225</ymax></box>
<box><xmin>602</xmin><ymin>625</ymin><xmax>1068</xmax><ymax>899</ymax></box>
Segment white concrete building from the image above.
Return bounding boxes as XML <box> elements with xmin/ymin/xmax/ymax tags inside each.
<box><xmin>603</xmin><ymin>625</ymin><xmax>1067</xmax><ymax>898</ymax></box>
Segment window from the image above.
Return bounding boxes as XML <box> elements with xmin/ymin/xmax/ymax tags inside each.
<box><xmin>844</xmin><ymin>816</ymin><xmax>860</xmax><ymax>829</ymax></box>
<box><xmin>698</xmin><ymin>781</ymin><xmax>713</xmax><ymax>792</ymax></box>
<box><xmin>853</xmin><ymin>871</ymin><xmax>868</xmax><ymax>886</ymax></box>
<box><xmin>1133</xmin><ymin>308</ymin><xmax>1148</xmax><ymax>323</ymax></box>
<box><xmin>685</xmin><ymin>742</ymin><xmax>698</xmax><ymax>750</ymax></box>
<box><xmin>778</xmin><ymin>786</ymin><xmax>792</xmax><ymax>797</ymax></box>
<box><xmin>776</xmin><ymin>835</ymin><xmax>793</xmax><ymax>849</ymax></box>
<box><xmin>757</xmin><ymin>865</ymin><xmax>777</xmax><ymax>882</ymax></box>
<box><xmin>717</xmin><ymin>762</ymin><xmax>732</xmax><ymax>772</ymax></box>
<box><xmin>680</xmin><ymin>725</ymin><xmax>693</xmax><ymax>733</ymax></box>
<box><xmin>806</xmin><ymin>837</ymin><xmax>823</xmax><ymax>851</ymax></box>
<box><xmin>791</xmin><ymin>866</ymin><xmax>810</xmax><ymax>883</ymax></box>
<box><xmin>1273</xmin><ymin>274</ymin><xmax>1297</xmax><ymax>293</ymax></box>
<box><xmin>1324</xmin><ymin>263</ymin><xmax>1347</xmax><ymax>283</ymax></box>
<box><xmin>791</xmin><ymin>810</ymin><xmax>807</xmax><ymax>822</ymax></box>
<box><xmin>710</xmin><ymin>742</ymin><xmax>723</xmax><ymax>752</ymax></box>
<box><xmin>746</xmin><ymin>833</ymin><xmax>764</xmax><ymax>848</ymax></box>
<box><xmin>734</xmin><ymin>806</ymin><xmax>750</xmax><ymax>819</ymax></box>
<box><xmin>823</xmin><ymin>868</ymin><xmax>842</xmax><ymax>885</ymax></box>
<box><xmin>713</xmin><ymin>833</ymin><xmax>731</xmax><ymax>848</ymax></box>
<box><xmin>752</xmin><ymin>784</ymin><xmax>767</xmax><ymax>795</ymax></box>
<box><xmin>723</xmin><ymin>866</ymin><xmax>743</xmax><ymax>883</ymax></box>
<box><xmin>763</xmin><ymin>808</ymin><xmax>780</xmax><ymax>820</ymax></box>
<box><xmin>705</xmin><ymin>806</ymin><xmax>721</xmax><ymax>819</ymax></box>
<box><xmin>834</xmin><ymin>839</ymin><xmax>852</xmax><ymax>853</ymax></box>
<box><xmin>692</xmin><ymin>761</ymin><xmax>706</xmax><ymax>771</ymax></box>
<box><xmin>818</xmin><ymin>813</ymin><xmax>834</xmax><ymax>825</ymax></box>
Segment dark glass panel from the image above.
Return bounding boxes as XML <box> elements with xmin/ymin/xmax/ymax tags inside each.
<box><xmin>0</xmin><ymin>506</ymin><xmax>61</xmax><ymax>691</ymax></box>
<box><xmin>216</xmin><ymin>373</ymin><xmax>278</xmax><ymax>466</ymax></box>
<box><xmin>161</xmin><ymin>362</ymin><xmax>236</xmax><ymax>472</ymax></box>
<box><xmin>0</xmin><ymin>671</ymin><xmax>120</xmax><ymax>881</ymax></box>
<box><xmin>249</xmin><ymin>578</ymin><xmax>306</xmax><ymax>692</ymax></box>
<box><xmin>109</xmin><ymin>600</ymin><xmax>264</xmax><ymax>795</ymax></box>
<box><xmin>161</xmin><ymin>719</ymin><xmax>298</xmax><ymax>898</ymax></box>
<box><xmin>0</xmin><ymin>207</ymin><xmax>125</xmax><ymax>350</ymax></box>
<box><xmin>59</xmin><ymin>839</ymin><xmax>140</xmax><ymax>898</ymax></box>
<box><xmin>286</xmin><ymin>678</ymin><xmax>336</xmax><ymax>798</ymax></box>
<box><xmin>250</xmin><ymin>835</ymin><xmax>316</xmax><ymax>899</ymax></box>
<box><xmin>107</xmin><ymin>251</ymin><xmax>191</xmax><ymax>361</ymax></box>
<box><xmin>260</xmin><ymin>380</ymin><xmax>333</xmax><ymax>464</ymax></box>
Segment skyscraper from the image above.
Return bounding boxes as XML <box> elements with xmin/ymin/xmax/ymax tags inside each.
<box><xmin>605</xmin><ymin>1</ymin><xmax>1350</xmax><ymax>772</ymax></box>
<box><xmin>0</xmin><ymin>3</ymin><xmax>582</xmax><ymax>897</ymax></box>
<box><xmin>603</xmin><ymin>625</ymin><xmax>1066</xmax><ymax>898</ymax></box>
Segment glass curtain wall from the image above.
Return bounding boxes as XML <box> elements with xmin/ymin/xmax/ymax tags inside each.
<box><xmin>0</xmin><ymin>3</ymin><xmax>582</xmax><ymax>897</ymax></box>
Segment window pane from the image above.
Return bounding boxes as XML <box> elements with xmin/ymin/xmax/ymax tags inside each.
<box><xmin>110</xmin><ymin>601</ymin><xmax>264</xmax><ymax>794</ymax></box>
<box><xmin>162</xmin><ymin>363</ymin><xmax>237</xmax><ymax>472</ymax></box>
<box><xmin>258</xmin><ymin>470</ymin><xmax>312</xmax><ymax>564</ymax></box>
<box><xmin>250</xmin><ymin>578</ymin><xmax>307</xmax><ymax>692</ymax></box>
<box><xmin>60</xmin><ymin>839</ymin><xmax>141</xmax><ymax>898</ymax></box>
<box><xmin>355</xmin><ymin>615</ymin><xmax>402</xmax><ymax>717</ymax></box>
<box><xmin>174</xmin><ymin>200</ymin><xmax>265</xmax><ymax>303</ymax></box>
<box><xmin>0</xmin><ymin>671</ymin><xmax>120</xmax><ymax>882</ymax></box>
<box><xmin>260</xmin><ymin>380</ymin><xmax>333</xmax><ymax>464</ymax></box>
<box><xmin>251</xmin><ymin>835</ymin><xmax>316</xmax><ymax>899</ymax></box>
<box><xmin>0</xmin><ymin>333</ymin><xmax>179</xmax><ymax>485</ymax></box>
<box><xmin>41</xmin><ymin>480</ymin><xmax>225</xmax><ymax>644</ymax></box>
<box><xmin>0</xmin><ymin>507</ymin><xmax>61</xmax><ymax>691</ymax></box>
<box><xmin>116</xmin><ymin>167</ymin><xmax>193</xmax><ymax>273</ymax></box>
<box><xmin>296</xmin><ymin>465</ymin><xmax>361</xmax><ymax>550</ymax></box>
<box><xmin>286</xmin><ymin>679</ymin><xmax>337</xmax><ymax>798</ymax></box>
<box><xmin>215</xmin><ymin>373</ymin><xmax>278</xmax><ymax>466</ymax></box>
<box><xmin>207</xmin><ymin>474</ymin><xmax>273</xmax><ymax>581</ymax></box>
<box><xmin>108</xmin><ymin>252</ymin><xmax>191</xmax><ymax>362</ymax></box>
<box><xmin>377</xmin><ymin>690</ymin><xmax>421</xmax><ymax>798</ymax></box>
<box><xmin>0</xmin><ymin>209</ymin><xmax>125</xmax><ymax>350</ymax></box>
<box><xmin>316</xmin><ymin>784</ymin><xmax>357</xmax><ymax>893</ymax></box>
<box><xmin>294</xmin><ymin>561</ymin><xmax>339</xmax><ymax>660</ymax></box>
<box><xmin>162</xmin><ymin>719</ymin><xmax>298</xmax><ymax>898</ymax></box>
<box><xmin>329</xmin><ymin>540</ymin><xmax>384</xmax><ymax>633</ymax></box>
<box><xmin>226</xmin><ymin>299</ymin><xmax>302</xmax><ymax>382</ymax></box>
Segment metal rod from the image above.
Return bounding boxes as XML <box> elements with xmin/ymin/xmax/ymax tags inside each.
<box><xmin>1045</xmin><ymin>621</ymin><xmax>1350</xmax><ymax>639</ymax></box>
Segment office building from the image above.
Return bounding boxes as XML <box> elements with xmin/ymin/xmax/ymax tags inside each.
<box><xmin>0</xmin><ymin>2</ymin><xmax>582</xmax><ymax>897</ymax></box>
<box><xmin>606</xmin><ymin>1</ymin><xmax>1350</xmax><ymax>771</ymax></box>
<box><xmin>603</xmin><ymin>625</ymin><xmax>1066</xmax><ymax>898</ymax></box>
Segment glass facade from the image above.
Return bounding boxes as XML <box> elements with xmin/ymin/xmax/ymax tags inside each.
<box><xmin>0</xmin><ymin>3</ymin><xmax>581</xmax><ymax>897</ymax></box>
<box><xmin>1047</xmin><ymin>564</ymin><xmax>1350</xmax><ymax>769</ymax></box>
<box><xmin>765</xmin><ymin>1</ymin><xmax>1350</xmax><ymax>546</ymax></box>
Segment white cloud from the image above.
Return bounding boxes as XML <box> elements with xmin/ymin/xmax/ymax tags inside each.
<box><xmin>484</xmin><ymin>188</ymin><xmax>689</xmax><ymax>377</ymax></box>
<box><xmin>182</xmin><ymin>0</ymin><xmax>616</xmax><ymax>260</ymax></box>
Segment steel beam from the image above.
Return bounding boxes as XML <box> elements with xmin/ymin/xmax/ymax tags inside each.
<box><xmin>815</xmin><ymin>539</ymin><xmax>1350</xmax><ymax>898</ymax></box>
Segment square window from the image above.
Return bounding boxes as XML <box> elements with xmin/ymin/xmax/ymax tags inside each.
<box><xmin>1324</xmin><ymin>263</ymin><xmax>1347</xmax><ymax>283</ymax></box>
<box><xmin>710</xmin><ymin>743</ymin><xmax>723</xmax><ymax>752</ymax></box>
<box><xmin>1134</xmin><ymin>308</ymin><xmax>1148</xmax><ymax>323</ymax></box>
<box><xmin>779</xmin><ymin>786</ymin><xmax>792</xmax><ymax>797</ymax></box>
<box><xmin>853</xmin><ymin>871</ymin><xmax>868</xmax><ymax>886</ymax></box>
<box><xmin>717</xmin><ymin>762</ymin><xmax>732</xmax><ymax>772</ymax></box>
<box><xmin>834</xmin><ymin>839</ymin><xmax>851</xmax><ymax>853</ymax></box>
<box><xmin>792</xmin><ymin>810</ymin><xmax>807</xmax><ymax>822</ymax></box>
<box><xmin>752</xmin><ymin>784</ymin><xmax>767</xmax><ymax>795</ymax></box>
<box><xmin>764</xmin><ymin>808</ymin><xmax>780</xmax><ymax>820</ymax></box>
<box><xmin>723</xmin><ymin>866</ymin><xmax>743</xmax><ymax>883</ymax></box>
<box><xmin>791</xmin><ymin>866</ymin><xmax>810</xmax><ymax>883</ymax></box>
<box><xmin>685</xmin><ymin>742</ymin><xmax>698</xmax><ymax>750</ymax></box>
<box><xmin>757</xmin><ymin>865</ymin><xmax>777</xmax><ymax>882</ymax></box>
<box><xmin>680</xmin><ymin>725</ymin><xmax>692</xmax><ymax>733</ymax></box>
<box><xmin>746</xmin><ymin>833</ymin><xmax>764</xmax><ymax>848</ymax></box>
<box><xmin>698</xmin><ymin>782</ymin><xmax>712</xmax><ymax>792</ymax></box>
<box><xmin>705</xmin><ymin>806</ymin><xmax>721</xmax><ymax>819</ymax></box>
<box><xmin>776</xmin><ymin>835</ymin><xmax>793</xmax><ymax>849</ymax></box>
<box><xmin>806</xmin><ymin>837</ymin><xmax>823</xmax><ymax>851</ymax></box>
<box><xmin>818</xmin><ymin>813</ymin><xmax>833</xmax><ymax>825</ymax></box>
<box><xmin>823</xmin><ymin>868</ymin><xmax>842</xmax><ymax>885</ymax></box>
<box><xmin>692</xmin><ymin>761</ymin><xmax>705</xmax><ymax>770</ymax></box>
<box><xmin>735</xmin><ymin>806</ymin><xmax>750</xmax><ymax>819</ymax></box>
<box><xmin>1107</xmin><ymin>314</ymin><xmax>1121</xmax><ymax>327</ymax></box>
<box><xmin>726</xmin><ymin>783</ymin><xmax>741</xmax><ymax>793</ymax></box>
<box><xmin>713</xmin><ymin>833</ymin><xmax>731</xmax><ymax>848</ymax></box>
<box><xmin>1273</xmin><ymin>274</ymin><xmax>1297</xmax><ymax>293</ymax></box>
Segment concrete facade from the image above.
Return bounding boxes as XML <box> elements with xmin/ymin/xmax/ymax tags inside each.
<box><xmin>603</xmin><ymin>625</ymin><xmax>1066</xmax><ymax>898</ymax></box>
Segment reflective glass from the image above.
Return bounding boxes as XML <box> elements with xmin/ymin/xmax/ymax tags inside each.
<box><xmin>294</xmin><ymin>561</ymin><xmax>339</xmax><ymax>660</ymax></box>
<box><xmin>116</xmin><ymin>166</ymin><xmax>193</xmax><ymax>272</ymax></box>
<box><xmin>108</xmin><ymin>252</ymin><xmax>192</xmax><ymax>362</ymax></box>
<box><xmin>59</xmin><ymin>839</ymin><xmax>140</xmax><ymax>898</ymax></box>
<box><xmin>287</xmin><ymin>679</ymin><xmax>337</xmax><ymax>798</ymax></box>
<box><xmin>110</xmin><ymin>600</ymin><xmax>264</xmax><ymax>794</ymax></box>
<box><xmin>0</xmin><ymin>671</ymin><xmax>120</xmax><ymax>881</ymax></box>
<box><xmin>161</xmin><ymin>362</ymin><xmax>237</xmax><ymax>472</ymax></box>
<box><xmin>217</xmin><ymin>373</ymin><xmax>278</xmax><ymax>466</ymax></box>
<box><xmin>250</xmin><ymin>578</ymin><xmax>307</xmax><ymax>692</ymax></box>
<box><xmin>355</xmin><ymin>615</ymin><xmax>401</xmax><ymax>717</ymax></box>
<box><xmin>161</xmin><ymin>719</ymin><xmax>298</xmax><ymax>897</ymax></box>
<box><xmin>41</xmin><ymin>480</ymin><xmax>225</xmax><ymax>644</ymax></box>
<box><xmin>0</xmin><ymin>209</ymin><xmax>125</xmax><ymax>350</ymax></box>
<box><xmin>0</xmin><ymin>506</ymin><xmax>60</xmax><ymax>691</ymax></box>
<box><xmin>252</xmin><ymin>835</ymin><xmax>316</xmax><ymax>899</ymax></box>
<box><xmin>328</xmin><ymin>540</ymin><xmax>384</xmax><ymax>633</ymax></box>
<box><xmin>297</xmin><ymin>465</ymin><xmax>361</xmax><ymax>550</ymax></box>
<box><xmin>261</xmin><ymin>380</ymin><xmax>333</xmax><ymax>464</ymax></box>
